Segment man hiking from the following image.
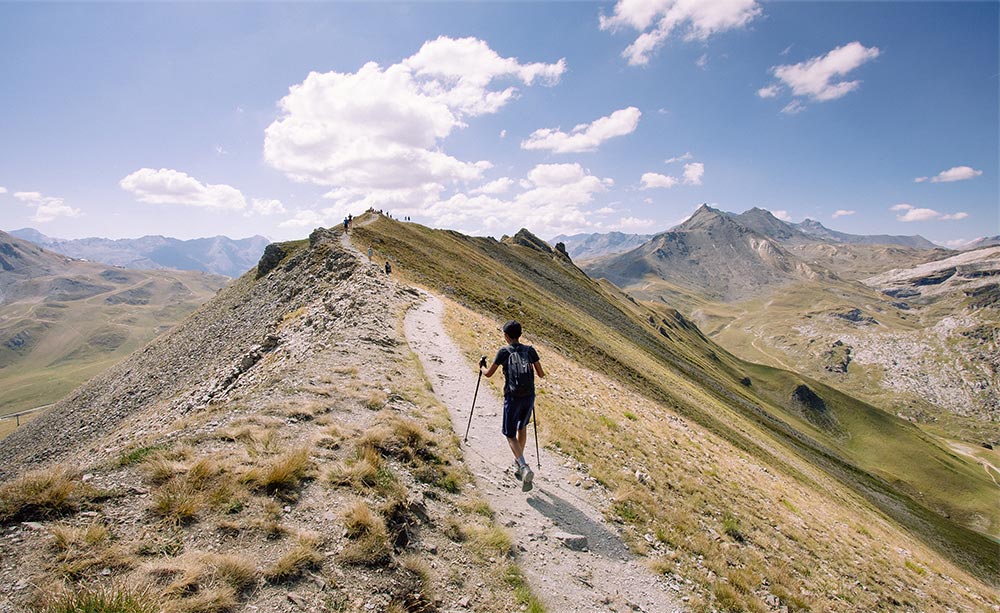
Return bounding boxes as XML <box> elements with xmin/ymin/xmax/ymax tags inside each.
<box><xmin>481</xmin><ymin>320</ymin><xmax>545</xmax><ymax>491</ymax></box>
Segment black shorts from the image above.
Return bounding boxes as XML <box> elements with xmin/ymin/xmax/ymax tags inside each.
<box><xmin>502</xmin><ymin>394</ymin><xmax>534</xmax><ymax>437</ymax></box>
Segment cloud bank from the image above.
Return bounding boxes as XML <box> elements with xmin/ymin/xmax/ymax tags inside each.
<box><xmin>264</xmin><ymin>36</ymin><xmax>565</xmax><ymax>216</ymax></box>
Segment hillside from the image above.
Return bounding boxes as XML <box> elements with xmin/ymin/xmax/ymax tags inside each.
<box><xmin>354</xmin><ymin>217</ymin><xmax>998</xmax><ymax>603</ymax></box>
<box><xmin>707</xmin><ymin>246</ymin><xmax>999</xmax><ymax>445</ymax></box>
<box><xmin>10</xmin><ymin>228</ymin><xmax>270</xmax><ymax>278</ymax></box>
<box><xmin>0</xmin><ymin>216</ymin><xmax>996</xmax><ymax>613</ymax></box>
<box><xmin>0</xmin><ymin>230</ymin><xmax>228</xmax><ymax>422</ymax></box>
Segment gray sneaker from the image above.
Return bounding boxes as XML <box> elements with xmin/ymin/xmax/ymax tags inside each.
<box><xmin>513</xmin><ymin>463</ymin><xmax>523</xmax><ymax>482</ymax></box>
<box><xmin>521</xmin><ymin>465</ymin><xmax>534</xmax><ymax>492</ymax></box>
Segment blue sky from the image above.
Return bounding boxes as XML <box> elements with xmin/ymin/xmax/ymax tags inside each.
<box><xmin>0</xmin><ymin>1</ymin><xmax>996</xmax><ymax>247</ymax></box>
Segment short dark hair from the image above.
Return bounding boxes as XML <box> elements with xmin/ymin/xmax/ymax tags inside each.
<box><xmin>502</xmin><ymin>320</ymin><xmax>522</xmax><ymax>339</ymax></box>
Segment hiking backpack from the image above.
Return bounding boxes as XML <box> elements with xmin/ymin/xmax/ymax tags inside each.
<box><xmin>506</xmin><ymin>344</ymin><xmax>534</xmax><ymax>397</ymax></box>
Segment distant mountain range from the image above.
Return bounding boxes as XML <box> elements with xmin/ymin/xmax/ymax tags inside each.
<box><xmin>549</xmin><ymin>231</ymin><xmax>653</xmax><ymax>261</ymax></box>
<box><xmin>552</xmin><ymin>211</ymin><xmax>939</xmax><ymax>261</ymax></box>
<box><xmin>9</xmin><ymin>228</ymin><xmax>270</xmax><ymax>278</ymax></box>
<box><xmin>792</xmin><ymin>218</ymin><xmax>938</xmax><ymax>249</ymax></box>
<box><xmin>0</xmin><ymin>230</ymin><xmax>227</xmax><ymax>415</ymax></box>
<box><xmin>964</xmin><ymin>236</ymin><xmax>1000</xmax><ymax>250</ymax></box>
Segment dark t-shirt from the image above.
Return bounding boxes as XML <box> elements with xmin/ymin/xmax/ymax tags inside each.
<box><xmin>493</xmin><ymin>343</ymin><xmax>540</xmax><ymax>396</ymax></box>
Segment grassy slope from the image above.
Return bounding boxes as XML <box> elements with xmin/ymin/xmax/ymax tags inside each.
<box><xmin>0</xmin><ymin>268</ymin><xmax>227</xmax><ymax>417</ymax></box>
<box><xmin>706</xmin><ymin>279</ymin><xmax>1000</xmax><ymax>445</ymax></box>
<box><xmin>355</xmin><ymin>217</ymin><xmax>998</xmax><ymax>589</ymax></box>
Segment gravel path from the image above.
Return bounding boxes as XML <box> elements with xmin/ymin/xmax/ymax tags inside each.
<box><xmin>405</xmin><ymin>293</ymin><xmax>684</xmax><ymax>613</ymax></box>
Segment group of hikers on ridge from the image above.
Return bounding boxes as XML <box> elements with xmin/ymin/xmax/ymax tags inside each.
<box><xmin>481</xmin><ymin>320</ymin><xmax>545</xmax><ymax>492</ymax></box>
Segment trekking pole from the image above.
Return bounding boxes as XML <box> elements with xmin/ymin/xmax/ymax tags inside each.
<box><xmin>532</xmin><ymin>405</ymin><xmax>540</xmax><ymax>468</ymax></box>
<box><xmin>464</xmin><ymin>357</ymin><xmax>487</xmax><ymax>443</ymax></box>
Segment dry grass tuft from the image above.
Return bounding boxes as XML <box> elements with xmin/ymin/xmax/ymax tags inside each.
<box><xmin>242</xmin><ymin>447</ymin><xmax>313</xmax><ymax>499</ymax></box>
<box><xmin>220</xmin><ymin>424</ymin><xmax>281</xmax><ymax>457</ymax></box>
<box><xmin>363</xmin><ymin>390</ymin><xmax>388</xmax><ymax>411</ymax></box>
<box><xmin>0</xmin><ymin>466</ymin><xmax>98</xmax><ymax>524</ymax></box>
<box><xmin>339</xmin><ymin>500</ymin><xmax>392</xmax><ymax>567</ymax></box>
<box><xmin>163</xmin><ymin>586</ymin><xmax>238</xmax><ymax>613</ymax></box>
<box><xmin>327</xmin><ymin>445</ymin><xmax>399</xmax><ymax>495</ymax></box>
<box><xmin>200</xmin><ymin>552</ymin><xmax>258</xmax><ymax>593</ymax></box>
<box><xmin>359</xmin><ymin>416</ymin><xmax>436</xmax><ymax>464</ymax></box>
<box><xmin>37</xmin><ymin>583</ymin><xmax>159</xmax><ymax>613</ymax></box>
<box><xmin>48</xmin><ymin>522</ymin><xmax>134</xmax><ymax>579</ymax></box>
<box><xmin>265</xmin><ymin>534</ymin><xmax>324</xmax><ymax>583</ymax></box>
<box><xmin>465</xmin><ymin>523</ymin><xmax>513</xmax><ymax>558</ymax></box>
<box><xmin>150</xmin><ymin>479</ymin><xmax>203</xmax><ymax>524</ymax></box>
<box><xmin>342</xmin><ymin>499</ymin><xmax>382</xmax><ymax>539</ymax></box>
<box><xmin>142</xmin><ymin>455</ymin><xmax>185</xmax><ymax>486</ymax></box>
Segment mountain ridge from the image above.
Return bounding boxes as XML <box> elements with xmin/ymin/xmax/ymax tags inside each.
<box><xmin>9</xmin><ymin>227</ymin><xmax>270</xmax><ymax>278</ymax></box>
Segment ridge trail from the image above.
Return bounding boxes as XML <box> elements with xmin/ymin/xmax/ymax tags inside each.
<box><xmin>404</xmin><ymin>293</ymin><xmax>683</xmax><ymax>613</ymax></box>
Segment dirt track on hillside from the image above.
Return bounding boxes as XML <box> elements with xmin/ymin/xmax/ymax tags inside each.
<box><xmin>404</xmin><ymin>293</ymin><xmax>684</xmax><ymax>613</ymax></box>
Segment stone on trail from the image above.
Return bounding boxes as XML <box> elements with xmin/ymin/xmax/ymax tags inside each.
<box><xmin>553</xmin><ymin>531</ymin><xmax>589</xmax><ymax>551</ymax></box>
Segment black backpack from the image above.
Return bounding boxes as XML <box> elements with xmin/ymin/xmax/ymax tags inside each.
<box><xmin>506</xmin><ymin>344</ymin><xmax>534</xmax><ymax>397</ymax></box>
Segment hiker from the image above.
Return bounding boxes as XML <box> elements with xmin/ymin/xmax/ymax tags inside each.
<box><xmin>384</xmin><ymin>260</ymin><xmax>392</xmax><ymax>275</ymax></box>
<box><xmin>367</xmin><ymin>246</ymin><xmax>373</xmax><ymax>261</ymax></box>
<box><xmin>343</xmin><ymin>218</ymin><xmax>349</xmax><ymax>232</ymax></box>
<box><xmin>481</xmin><ymin>320</ymin><xmax>544</xmax><ymax>491</ymax></box>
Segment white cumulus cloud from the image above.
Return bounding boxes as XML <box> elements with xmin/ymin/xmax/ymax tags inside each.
<box><xmin>521</xmin><ymin>107</ymin><xmax>642</xmax><ymax>154</ymax></box>
<box><xmin>641</xmin><ymin>172</ymin><xmax>678</xmax><ymax>189</ymax></box>
<box><xmin>426</xmin><ymin>163</ymin><xmax>612</xmax><ymax>236</ymax></box>
<box><xmin>682</xmin><ymin>162</ymin><xmax>704</xmax><ymax>185</ymax></box>
<box><xmin>0</xmin><ymin>187</ymin><xmax>7</xmax><ymax>195</ymax></box>
<box><xmin>600</xmin><ymin>0</ymin><xmax>762</xmax><ymax>66</ymax></box>
<box><xmin>761</xmin><ymin>42</ymin><xmax>880</xmax><ymax>112</ymax></box>
<box><xmin>14</xmin><ymin>191</ymin><xmax>82</xmax><ymax>223</ymax></box>
<box><xmin>250</xmin><ymin>198</ymin><xmax>287</xmax><ymax>216</ymax></box>
<box><xmin>891</xmin><ymin>203</ymin><xmax>968</xmax><ymax>222</ymax></box>
<box><xmin>771</xmin><ymin>209</ymin><xmax>792</xmax><ymax>221</ymax></box>
<box><xmin>263</xmin><ymin>36</ymin><xmax>565</xmax><ymax>214</ymax></box>
<box><xmin>120</xmin><ymin>168</ymin><xmax>247</xmax><ymax>210</ymax></box>
<box><xmin>617</xmin><ymin>216</ymin><xmax>656</xmax><ymax>231</ymax></box>
<box><xmin>641</xmin><ymin>161</ymin><xmax>704</xmax><ymax>189</ymax></box>
<box><xmin>664</xmin><ymin>152</ymin><xmax>693</xmax><ymax>164</ymax></box>
<box><xmin>757</xmin><ymin>85</ymin><xmax>780</xmax><ymax>99</ymax></box>
<box><xmin>279</xmin><ymin>209</ymin><xmax>330</xmax><ymax>229</ymax></box>
<box><xmin>471</xmin><ymin>177</ymin><xmax>514</xmax><ymax>195</ymax></box>
<box><xmin>832</xmin><ymin>209</ymin><xmax>855</xmax><ymax>218</ymax></box>
<box><xmin>916</xmin><ymin>166</ymin><xmax>983</xmax><ymax>184</ymax></box>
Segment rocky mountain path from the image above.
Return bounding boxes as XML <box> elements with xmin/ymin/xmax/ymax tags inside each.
<box><xmin>404</xmin><ymin>293</ymin><xmax>684</xmax><ymax>613</ymax></box>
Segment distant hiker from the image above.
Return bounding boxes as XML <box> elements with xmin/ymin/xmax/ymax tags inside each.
<box><xmin>343</xmin><ymin>218</ymin><xmax>349</xmax><ymax>232</ymax></box>
<box><xmin>368</xmin><ymin>246</ymin><xmax>373</xmax><ymax>260</ymax></box>
<box><xmin>385</xmin><ymin>261</ymin><xmax>392</xmax><ymax>275</ymax></box>
<box><xmin>482</xmin><ymin>320</ymin><xmax>544</xmax><ymax>491</ymax></box>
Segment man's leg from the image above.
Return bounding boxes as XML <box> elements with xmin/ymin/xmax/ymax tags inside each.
<box><xmin>506</xmin><ymin>435</ymin><xmax>523</xmax><ymax>461</ymax></box>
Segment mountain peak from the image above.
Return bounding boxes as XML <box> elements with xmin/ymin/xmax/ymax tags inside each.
<box><xmin>677</xmin><ymin>204</ymin><xmax>726</xmax><ymax>231</ymax></box>
<box><xmin>504</xmin><ymin>228</ymin><xmax>554</xmax><ymax>254</ymax></box>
